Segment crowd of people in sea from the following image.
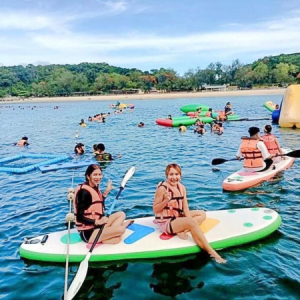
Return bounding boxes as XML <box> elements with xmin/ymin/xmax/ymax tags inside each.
<box><xmin>12</xmin><ymin>99</ymin><xmax>286</xmax><ymax>265</ymax></box>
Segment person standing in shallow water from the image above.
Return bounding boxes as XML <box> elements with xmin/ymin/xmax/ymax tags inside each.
<box><xmin>153</xmin><ymin>163</ymin><xmax>226</xmax><ymax>264</ymax></box>
<box><xmin>73</xmin><ymin>164</ymin><xmax>133</xmax><ymax>243</ymax></box>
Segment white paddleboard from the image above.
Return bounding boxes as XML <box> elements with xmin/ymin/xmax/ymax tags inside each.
<box><xmin>222</xmin><ymin>149</ymin><xmax>294</xmax><ymax>191</ymax></box>
<box><xmin>20</xmin><ymin>208</ymin><xmax>281</xmax><ymax>263</ymax></box>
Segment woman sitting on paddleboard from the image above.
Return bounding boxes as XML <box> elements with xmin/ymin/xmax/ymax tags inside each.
<box><xmin>74</xmin><ymin>164</ymin><xmax>133</xmax><ymax>243</ymax></box>
<box><xmin>153</xmin><ymin>164</ymin><xmax>226</xmax><ymax>264</ymax></box>
<box><xmin>261</xmin><ymin>125</ymin><xmax>284</xmax><ymax>162</ymax></box>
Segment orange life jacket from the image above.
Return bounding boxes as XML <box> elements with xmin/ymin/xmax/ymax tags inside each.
<box><xmin>218</xmin><ymin>111</ymin><xmax>226</xmax><ymax>119</ymax></box>
<box><xmin>240</xmin><ymin>137</ymin><xmax>264</xmax><ymax>168</ymax></box>
<box><xmin>155</xmin><ymin>182</ymin><xmax>184</xmax><ymax>220</ymax></box>
<box><xmin>73</xmin><ymin>183</ymin><xmax>104</xmax><ymax>230</ymax></box>
<box><xmin>261</xmin><ymin>134</ymin><xmax>278</xmax><ymax>154</ymax></box>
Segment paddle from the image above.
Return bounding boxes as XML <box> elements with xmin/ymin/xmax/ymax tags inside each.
<box><xmin>66</xmin><ymin>166</ymin><xmax>135</xmax><ymax>300</ymax></box>
<box><xmin>211</xmin><ymin>149</ymin><xmax>300</xmax><ymax>166</ymax></box>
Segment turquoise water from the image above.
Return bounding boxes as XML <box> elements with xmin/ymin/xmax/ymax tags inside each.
<box><xmin>1</xmin><ymin>95</ymin><xmax>300</xmax><ymax>300</ymax></box>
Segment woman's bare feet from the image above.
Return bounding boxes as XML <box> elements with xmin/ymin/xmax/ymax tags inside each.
<box><xmin>102</xmin><ymin>237</ymin><xmax>121</xmax><ymax>244</ymax></box>
<box><xmin>123</xmin><ymin>219</ymin><xmax>134</xmax><ymax>228</ymax></box>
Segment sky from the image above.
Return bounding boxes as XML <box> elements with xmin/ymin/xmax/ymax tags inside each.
<box><xmin>1</xmin><ymin>0</ymin><xmax>300</xmax><ymax>74</ymax></box>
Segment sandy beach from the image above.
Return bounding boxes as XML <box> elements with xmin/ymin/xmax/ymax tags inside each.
<box><xmin>0</xmin><ymin>88</ymin><xmax>286</xmax><ymax>104</ymax></box>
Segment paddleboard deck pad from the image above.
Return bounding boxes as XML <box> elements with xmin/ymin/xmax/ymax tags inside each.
<box><xmin>19</xmin><ymin>208</ymin><xmax>281</xmax><ymax>263</ymax></box>
<box><xmin>222</xmin><ymin>149</ymin><xmax>294</xmax><ymax>191</ymax></box>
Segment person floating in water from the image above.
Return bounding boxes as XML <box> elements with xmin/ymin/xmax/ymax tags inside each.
<box><xmin>74</xmin><ymin>143</ymin><xmax>85</xmax><ymax>155</ymax></box>
<box><xmin>15</xmin><ymin>136</ymin><xmax>29</xmax><ymax>146</ymax></box>
<box><xmin>138</xmin><ymin>122</ymin><xmax>145</xmax><ymax>127</ymax></box>
<box><xmin>178</xmin><ymin>123</ymin><xmax>187</xmax><ymax>132</ymax></box>
<box><xmin>94</xmin><ymin>143</ymin><xmax>121</xmax><ymax>161</ymax></box>
<box><xmin>79</xmin><ymin>119</ymin><xmax>87</xmax><ymax>127</ymax></box>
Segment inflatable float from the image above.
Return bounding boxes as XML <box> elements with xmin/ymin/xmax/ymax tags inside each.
<box><xmin>110</xmin><ymin>103</ymin><xmax>135</xmax><ymax>109</ymax></box>
<box><xmin>156</xmin><ymin>116</ymin><xmax>214</xmax><ymax>127</ymax></box>
<box><xmin>180</xmin><ymin>104</ymin><xmax>210</xmax><ymax>113</ymax></box>
<box><xmin>279</xmin><ymin>85</ymin><xmax>300</xmax><ymax>128</ymax></box>
<box><xmin>39</xmin><ymin>159</ymin><xmax>112</xmax><ymax>173</ymax></box>
<box><xmin>19</xmin><ymin>207</ymin><xmax>281</xmax><ymax>263</ymax></box>
<box><xmin>222</xmin><ymin>149</ymin><xmax>294</xmax><ymax>192</ymax></box>
<box><xmin>263</xmin><ymin>101</ymin><xmax>277</xmax><ymax>112</ymax></box>
<box><xmin>0</xmin><ymin>153</ymin><xmax>69</xmax><ymax>174</ymax></box>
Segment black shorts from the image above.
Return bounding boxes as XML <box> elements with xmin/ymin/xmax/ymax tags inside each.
<box><xmin>79</xmin><ymin>229</ymin><xmax>94</xmax><ymax>243</ymax></box>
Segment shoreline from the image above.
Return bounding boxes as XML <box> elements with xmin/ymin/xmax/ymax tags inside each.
<box><xmin>0</xmin><ymin>88</ymin><xmax>286</xmax><ymax>104</ymax></box>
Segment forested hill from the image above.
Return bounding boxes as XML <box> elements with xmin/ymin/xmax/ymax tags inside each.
<box><xmin>0</xmin><ymin>53</ymin><xmax>300</xmax><ymax>98</ymax></box>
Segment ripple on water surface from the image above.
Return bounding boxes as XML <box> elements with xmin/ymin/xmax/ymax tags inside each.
<box><xmin>0</xmin><ymin>96</ymin><xmax>300</xmax><ymax>299</ymax></box>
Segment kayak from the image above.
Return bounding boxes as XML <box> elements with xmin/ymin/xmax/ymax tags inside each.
<box><xmin>19</xmin><ymin>207</ymin><xmax>281</xmax><ymax>263</ymax></box>
<box><xmin>263</xmin><ymin>101</ymin><xmax>277</xmax><ymax>112</ymax></box>
<box><xmin>156</xmin><ymin>116</ymin><xmax>214</xmax><ymax>127</ymax></box>
<box><xmin>222</xmin><ymin>149</ymin><xmax>294</xmax><ymax>192</ymax></box>
<box><xmin>180</xmin><ymin>104</ymin><xmax>210</xmax><ymax>113</ymax></box>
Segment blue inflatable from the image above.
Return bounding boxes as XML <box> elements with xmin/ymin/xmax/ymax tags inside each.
<box><xmin>271</xmin><ymin>100</ymin><xmax>282</xmax><ymax>124</ymax></box>
<box><xmin>0</xmin><ymin>153</ymin><xmax>69</xmax><ymax>174</ymax></box>
<box><xmin>39</xmin><ymin>159</ymin><xmax>112</xmax><ymax>173</ymax></box>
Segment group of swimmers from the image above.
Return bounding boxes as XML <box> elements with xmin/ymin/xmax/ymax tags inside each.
<box><xmin>74</xmin><ymin>142</ymin><xmax>117</xmax><ymax>161</ymax></box>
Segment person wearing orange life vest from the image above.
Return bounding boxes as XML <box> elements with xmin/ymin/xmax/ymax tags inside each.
<box><xmin>16</xmin><ymin>136</ymin><xmax>29</xmax><ymax>146</ymax></box>
<box><xmin>236</xmin><ymin>127</ymin><xmax>273</xmax><ymax>172</ymax></box>
<box><xmin>205</xmin><ymin>108</ymin><xmax>213</xmax><ymax>117</ymax></box>
<box><xmin>261</xmin><ymin>125</ymin><xmax>283</xmax><ymax>163</ymax></box>
<box><xmin>74</xmin><ymin>164</ymin><xmax>133</xmax><ymax>243</ymax></box>
<box><xmin>153</xmin><ymin>163</ymin><xmax>226</xmax><ymax>264</ymax></box>
<box><xmin>217</xmin><ymin>111</ymin><xmax>226</xmax><ymax>121</ymax></box>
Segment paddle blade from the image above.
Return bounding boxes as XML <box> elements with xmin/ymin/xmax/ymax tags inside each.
<box><xmin>212</xmin><ymin>158</ymin><xmax>228</xmax><ymax>165</ymax></box>
<box><xmin>66</xmin><ymin>253</ymin><xmax>91</xmax><ymax>300</ymax></box>
<box><xmin>120</xmin><ymin>166</ymin><xmax>135</xmax><ymax>188</ymax></box>
<box><xmin>284</xmin><ymin>149</ymin><xmax>300</xmax><ymax>158</ymax></box>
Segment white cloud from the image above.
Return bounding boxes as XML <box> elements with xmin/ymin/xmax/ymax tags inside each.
<box><xmin>104</xmin><ymin>0</ymin><xmax>128</xmax><ymax>14</ymax></box>
<box><xmin>0</xmin><ymin>11</ymin><xmax>70</xmax><ymax>32</ymax></box>
<box><xmin>0</xmin><ymin>7</ymin><xmax>300</xmax><ymax>71</ymax></box>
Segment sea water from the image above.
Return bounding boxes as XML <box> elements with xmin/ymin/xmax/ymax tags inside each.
<box><xmin>0</xmin><ymin>95</ymin><xmax>299</xmax><ymax>299</ymax></box>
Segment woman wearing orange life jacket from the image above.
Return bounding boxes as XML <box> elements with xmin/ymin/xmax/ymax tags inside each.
<box><xmin>205</xmin><ymin>108</ymin><xmax>213</xmax><ymax>117</ymax></box>
<box><xmin>153</xmin><ymin>163</ymin><xmax>226</xmax><ymax>264</ymax></box>
<box><xmin>73</xmin><ymin>164</ymin><xmax>133</xmax><ymax>243</ymax></box>
<box><xmin>236</xmin><ymin>127</ymin><xmax>273</xmax><ymax>171</ymax></box>
<box><xmin>261</xmin><ymin>125</ymin><xmax>283</xmax><ymax>163</ymax></box>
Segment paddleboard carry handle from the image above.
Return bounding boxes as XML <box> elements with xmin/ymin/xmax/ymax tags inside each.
<box><xmin>41</xmin><ymin>234</ymin><xmax>49</xmax><ymax>244</ymax></box>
